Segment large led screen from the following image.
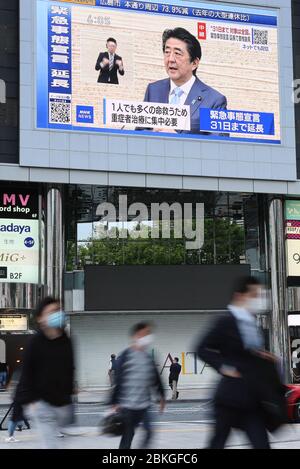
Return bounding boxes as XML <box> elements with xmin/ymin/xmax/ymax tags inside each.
<box><xmin>36</xmin><ymin>0</ymin><xmax>280</xmax><ymax>144</ymax></box>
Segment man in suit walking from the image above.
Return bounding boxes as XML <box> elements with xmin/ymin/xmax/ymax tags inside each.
<box><xmin>196</xmin><ymin>276</ymin><xmax>272</xmax><ymax>449</ymax></box>
<box><xmin>143</xmin><ymin>27</ymin><xmax>227</xmax><ymax>134</ymax></box>
<box><xmin>95</xmin><ymin>37</ymin><xmax>125</xmax><ymax>84</ymax></box>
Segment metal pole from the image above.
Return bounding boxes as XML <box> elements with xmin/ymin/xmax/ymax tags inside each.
<box><xmin>269</xmin><ymin>198</ymin><xmax>291</xmax><ymax>382</ymax></box>
<box><xmin>46</xmin><ymin>188</ymin><xmax>64</xmax><ymax>299</ymax></box>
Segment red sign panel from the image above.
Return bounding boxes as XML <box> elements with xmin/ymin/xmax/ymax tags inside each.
<box><xmin>198</xmin><ymin>22</ymin><xmax>207</xmax><ymax>40</ymax></box>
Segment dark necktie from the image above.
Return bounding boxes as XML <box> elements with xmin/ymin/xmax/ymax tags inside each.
<box><xmin>109</xmin><ymin>54</ymin><xmax>114</xmax><ymax>72</ymax></box>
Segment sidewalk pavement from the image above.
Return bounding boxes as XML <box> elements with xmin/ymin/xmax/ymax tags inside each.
<box><xmin>0</xmin><ymin>422</ymin><xmax>300</xmax><ymax>449</ymax></box>
<box><xmin>1</xmin><ymin>386</ymin><xmax>300</xmax><ymax>448</ymax></box>
<box><xmin>0</xmin><ymin>386</ymin><xmax>213</xmax><ymax>406</ymax></box>
<box><xmin>76</xmin><ymin>387</ymin><xmax>213</xmax><ymax>404</ymax></box>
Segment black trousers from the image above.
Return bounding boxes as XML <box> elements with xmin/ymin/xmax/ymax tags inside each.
<box><xmin>210</xmin><ymin>406</ymin><xmax>270</xmax><ymax>449</ymax></box>
<box><xmin>119</xmin><ymin>408</ymin><xmax>152</xmax><ymax>449</ymax></box>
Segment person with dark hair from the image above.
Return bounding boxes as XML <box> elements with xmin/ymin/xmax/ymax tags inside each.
<box><xmin>143</xmin><ymin>27</ymin><xmax>227</xmax><ymax>134</ymax></box>
<box><xmin>14</xmin><ymin>297</ymin><xmax>75</xmax><ymax>449</ymax></box>
<box><xmin>196</xmin><ymin>276</ymin><xmax>276</xmax><ymax>449</ymax></box>
<box><xmin>111</xmin><ymin>322</ymin><xmax>165</xmax><ymax>449</ymax></box>
<box><xmin>169</xmin><ymin>357</ymin><xmax>181</xmax><ymax>400</ymax></box>
<box><xmin>95</xmin><ymin>37</ymin><xmax>125</xmax><ymax>84</ymax></box>
<box><xmin>108</xmin><ymin>353</ymin><xmax>117</xmax><ymax>387</ymax></box>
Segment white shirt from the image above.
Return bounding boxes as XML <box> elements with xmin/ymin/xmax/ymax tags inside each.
<box><xmin>228</xmin><ymin>304</ymin><xmax>256</xmax><ymax>325</ymax></box>
<box><xmin>168</xmin><ymin>75</ymin><xmax>196</xmax><ymax>106</ymax></box>
<box><xmin>228</xmin><ymin>304</ymin><xmax>264</xmax><ymax>351</ymax></box>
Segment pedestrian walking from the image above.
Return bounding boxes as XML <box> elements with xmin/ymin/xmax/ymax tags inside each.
<box><xmin>108</xmin><ymin>354</ymin><xmax>117</xmax><ymax>387</ymax></box>
<box><xmin>5</xmin><ymin>364</ymin><xmax>30</xmax><ymax>443</ymax></box>
<box><xmin>5</xmin><ymin>401</ymin><xmax>30</xmax><ymax>443</ymax></box>
<box><xmin>169</xmin><ymin>357</ymin><xmax>181</xmax><ymax>400</ymax></box>
<box><xmin>111</xmin><ymin>322</ymin><xmax>165</xmax><ymax>449</ymax></box>
<box><xmin>14</xmin><ymin>297</ymin><xmax>75</xmax><ymax>449</ymax></box>
<box><xmin>196</xmin><ymin>276</ymin><xmax>285</xmax><ymax>449</ymax></box>
<box><xmin>0</xmin><ymin>362</ymin><xmax>8</xmax><ymax>390</ymax></box>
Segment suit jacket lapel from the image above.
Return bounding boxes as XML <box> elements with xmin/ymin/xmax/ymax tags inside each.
<box><xmin>157</xmin><ymin>79</ymin><xmax>170</xmax><ymax>104</ymax></box>
<box><xmin>185</xmin><ymin>78</ymin><xmax>206</xmax><ymax>117</ymax></box>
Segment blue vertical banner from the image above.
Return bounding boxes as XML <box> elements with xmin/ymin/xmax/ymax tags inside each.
<box><xmin>48</xmin><ymin>3</ymin><xmax>72</xmax><ymax>125</ymax></box>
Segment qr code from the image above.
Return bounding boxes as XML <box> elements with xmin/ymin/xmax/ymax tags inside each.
<box><xmin>253</xmin><ymin>29</ymin><xmax>268</xmax><ymax>45</ymax></box>
<box><xmin>49</xmin><ymin>101</ymin><xmax>71</xmax><ymax>124</ymax></box>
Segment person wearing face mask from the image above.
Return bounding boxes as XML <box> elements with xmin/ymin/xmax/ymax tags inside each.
<box><xmin>110</xmin><ymin>322</ymin><xmax>165</xmax><ymax>449</ymax></box>
<box><xmin>14</xmin><ymin>297</ymin><xmax>75</xmax><ymax>449</ymax></box>
<box><xmin>196</xmin><ymin>276</ymin><xmax>280</xmax><ymax>449</ymax></box>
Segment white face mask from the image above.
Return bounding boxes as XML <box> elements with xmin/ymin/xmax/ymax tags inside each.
<box><xmin>136</xmin><ymin>334</ymin><xmax>154</xmax><ymax>348</ymax></box>
<box><xmin>245</xmin><ymin>298</ymin><xmax>262</xmax><ymax>314</ymax></box>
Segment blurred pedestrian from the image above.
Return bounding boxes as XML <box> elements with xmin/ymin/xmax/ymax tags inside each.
<box><xmin>5</xmin><ymin>401</ymin><xmax>30</xmax><ymax>443</ymax></box>
<box><xmin>108</xmin><ymin>354</ymin><xmax>117</xmax><ymax>387</ymax></box>
<box><xmin>0</xmin><ymin>362</ymin><xmax>8</xmax><ymax>390</ymax></box>
<box><xmin>196</xmin><ymin>276</ymin><xmax>276</xmax><ymax>449</ymax></box>
<box><xmin>5</xmin><ymin>364</ymin><xmax>30</xmax><ymax>443</ymax></box>
<box><xmin>14</xmin><ymin>297</ymin><xmax>75</xmax><ymax>449</ymax></box>
<box><xmin>169</xmin><ymin>357</ymin><xmax>181</xmax><ymax>400</ymax></box>
<box><xmin>111</xmin><ymin>322</ymin><xmax>165</xmax><ymax>449</ymax></box>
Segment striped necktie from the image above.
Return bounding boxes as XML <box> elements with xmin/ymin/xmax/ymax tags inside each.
<box><xmin>170</xmin><ymin>87</ymin><xmax>184</xmax><ymax>105</ymax></box>
<box><xmin>109</xmin><ymin>54</ymin><xmax>114</xmax><ymax>71</ymax></box>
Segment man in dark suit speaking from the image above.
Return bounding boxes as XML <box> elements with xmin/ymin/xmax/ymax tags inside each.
<box><xmin>143</xmin><ymin>28</ymin><xmax>227</xmax><ymax>134</ymax></box>
<box><xmin>95</xmin><ymin>37</ymin><xmax>125</xmax><ymax>85</ymax></box>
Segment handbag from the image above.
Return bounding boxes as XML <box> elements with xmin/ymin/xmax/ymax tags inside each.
<box><xmin>101</xmin><ymin>411</ymin><xmax>124</xmax><ymax>436</ymax></box>
<box><xmin>245</xmin><ymin>355</ymin><xmax>288</xmax><ymax>432</ymax></box>
<box><xmin>260</xmin><ymin>396</ymin><xmax>287</xmax><ymax>432</ymax></box>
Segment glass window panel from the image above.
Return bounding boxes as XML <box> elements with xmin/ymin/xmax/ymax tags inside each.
<box><xmin>77</xmin><ymin>223</ymin><xmax>93</xmax><ymax>241</ymax></box>
<box><xmin>65</xmin><ymin>186</ymin><xmax>254</xmax><ymax>269</ymax></box>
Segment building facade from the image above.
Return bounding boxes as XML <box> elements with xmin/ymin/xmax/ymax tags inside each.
<box><xmin>0</xmin><ymin>0</ymin><xmax>299</xmax><ymax>387</ymax></box>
